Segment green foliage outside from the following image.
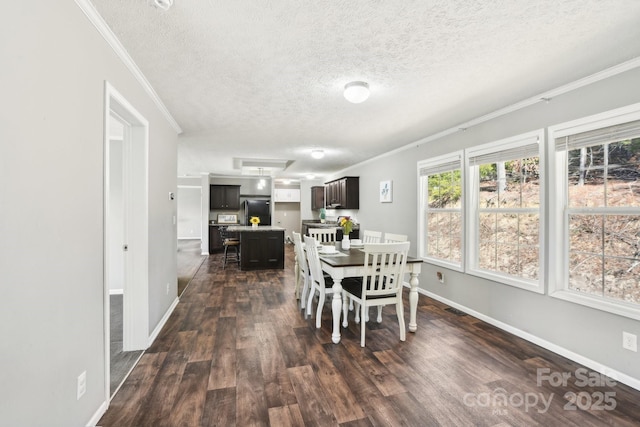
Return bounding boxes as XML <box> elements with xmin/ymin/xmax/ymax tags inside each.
<box><xmin>428</xmin><ymin>171</ymin><xmax>461</xmax><ymax>208</ymax></box>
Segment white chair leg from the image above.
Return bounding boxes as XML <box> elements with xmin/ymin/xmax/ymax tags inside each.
<box><xmin>397</xmin><ymin>301</ymin><xmax>406</xmax><ymax>342</ymax></box>
<box><xmin>377</xmin><ymin>306</ymin><xmax>383</xmax><ymax>323</ymax></box>
<box><xmin>316</xmin><ymin>291</ymin><xmax>325</xmax><ymax>328</ymax></box>
<box><xmin>360</xmin><ymin>304</ymin><xmax>367</xmax><ymax>347</ymax></box>
<box><xmin>349</xmin><ymin>297</ymin><xmax>354</xmax><ymax>311</ymax></box>
<box><xmin>300</xmin><ymin>273</ymin><xmax>309</xmax><ymax>310</ymax></box>
<box><xmin>306</xmin><ymin>286</ymin><xmax>315</xmax><ymax>319</ymax></box>
<box><xmin>354</xmin><ymin>303</ymin><xmax>361</xmax><ymax>324</ymax></box>
<box><xmin>294</xmin><ymin>260</ymin><xmax>300</xmax><ymax>299</ymax></box>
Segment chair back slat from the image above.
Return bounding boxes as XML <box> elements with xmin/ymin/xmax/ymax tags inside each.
<box><xmin>362</xmin><ymin>242</ymin><xmax>410</xmax><ymax>298</ymax></box>
<box><xmin>292</xmin><ymin>231</ymin><xmax>307</xmax><ymax>274</ymax></box>
<box><xmin>308</xmin><ymin>227</ymin><xmax>338</xmax><ymax>243</ymax></box>
<box><xmin>362</xmin><ymin>230</ymin><xmax>382</xmax><ymax>243</ymax></box>
<box><xmin>383</xmin><ymin>233</ymin><xmax>408</xmax><ymax>243</ymax></box>
<box><xmin>304</xmin><ymin>235</ymin><xmax>326</xmax><ymax>288</ymax></box>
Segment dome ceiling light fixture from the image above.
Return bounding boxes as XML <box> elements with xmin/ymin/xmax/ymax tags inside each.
<box><xmin>311</xmin><ymin>149</ymin><xmax>325</xmax><ymax>159</ymax></box>
<box><xmin>344</xmin><ymin>81</ymin><xmax>370</xmax><ymax>104</ymax></box>
<box><xmin>153</xmin><ymin>0</ymin><xmax>174</xmax><ymax>11</ymax></box>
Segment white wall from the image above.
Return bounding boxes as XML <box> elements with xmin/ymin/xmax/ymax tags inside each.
<box><xmin>337</xmin><ymin>65</ymin><xmax>640</xmax><ymax>388</ymax></box>
<box><xmin>177</xmin><ymin>186</ymin><xmax>202</xmax><ymax>239</ymax></box>
<box><xmin>0</xmin><ymin>2</ymin><xmax>178</xmax><ymax>425</ymax></box>
<box><xmin>300</xmin><ymin>179</ymin><xmax>324</xmax><ymax>220</ymax></box>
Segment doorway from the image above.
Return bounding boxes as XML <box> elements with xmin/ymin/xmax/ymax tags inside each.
<box><xmin>104</xmin><ymin>82</ymin><xmax>149</xmax><ymax>399</ymax></box>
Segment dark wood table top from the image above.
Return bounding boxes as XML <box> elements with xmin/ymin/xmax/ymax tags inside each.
<box><xmin>318</xmin><ymin>244</ymin><xmax>423</xmax><ymax>268</ymax></box>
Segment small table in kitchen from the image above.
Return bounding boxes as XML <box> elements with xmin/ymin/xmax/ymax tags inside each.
<box><xmin>318</xmin><ymin>243</ymin><xmax>423</xmax><ymax>344</ymax></box>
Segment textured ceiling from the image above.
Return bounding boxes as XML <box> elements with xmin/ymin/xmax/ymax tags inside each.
<box><xmin>90</xmin><ymin>0</ymin><xmax>640</xmax><ymax>181</ymax></box>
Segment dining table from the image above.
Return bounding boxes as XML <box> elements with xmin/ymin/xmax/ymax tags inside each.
<box><xmin>318</xmin><ymin>242</ymin><xmax>423</xmax><ymax>344</ymax></box>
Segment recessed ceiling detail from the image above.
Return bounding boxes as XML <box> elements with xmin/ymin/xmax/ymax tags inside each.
<box><xmin>234</xmin><ymin>158</ymin><xmax>291</xmax><ymax>176</ymax></box>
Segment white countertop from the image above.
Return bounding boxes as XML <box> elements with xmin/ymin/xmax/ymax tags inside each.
<box><xmin>226</xmin><ymin>225</ymin><xmax>285</xmax><ymax>232</ymax></box>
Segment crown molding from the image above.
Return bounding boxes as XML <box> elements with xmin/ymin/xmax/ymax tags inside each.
<box><xmin>339</xmin><ymin>56</ymin><xmax>640</xmax><ymax>175</ymax></box>
<box><xmin>74</xmin><ymin>0</ymin><xmax>183</xmax><ymax>134</ymax></box>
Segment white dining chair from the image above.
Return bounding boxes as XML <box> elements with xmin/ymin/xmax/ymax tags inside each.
<box><xmin>308</xmin><ymin>227</ymin><xmax>338</xmax><ymax>243</ymax></box>
<box><xmin>341</xmin><ymin>241</ymin><xmax>410</xmax><ymax>347</ymax></box>
<box><xmin>292</xmin><ymin>231</ymin><xmax>310</xmax><ymax>312</ymax></box>
<box><xmin>304</xmin><ymin>235</ymin><xmax>342</xmax><ymax>328</ymax></box>
<box><xmin>365</xmin><ymin>232</ymin><xmax>408</xmax><ymax>322</ymax></box>
<box><xmin>383</xmin><ymin>232</ymin><xmax>408</xmax><ymax>243</ymax></box>
<box><xmin>361</xmin><ymin>230</ymin><xmax>382</xmax><ymax>243</ymax></box>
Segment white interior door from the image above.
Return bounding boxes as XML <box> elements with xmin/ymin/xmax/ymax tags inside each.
<box><xmin>104</xmin><ymin>82</ymin><xmax>150</xmax><ymax>402</ymax></box>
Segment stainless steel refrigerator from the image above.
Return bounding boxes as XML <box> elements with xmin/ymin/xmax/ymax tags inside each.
<box><xmin>243</xmin><ymin>199</ymin><xmax>271</xmax><ymax>225</ymax></box>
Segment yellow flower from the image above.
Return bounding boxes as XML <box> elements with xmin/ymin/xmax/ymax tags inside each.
<box><xmin>250</xmin><ymin>216</ymin><xmax>260</xmax><ymax>224</ymax></box>
<box><xmin>340</xmin><ymin>216</ymin><xmax>353</xmax><ymax>235</ymax></box>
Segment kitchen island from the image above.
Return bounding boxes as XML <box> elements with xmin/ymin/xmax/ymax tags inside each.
<box><xmin>226</xmin><ymin>225</ymin><xmax>285</xmax><ymax>270</ymax></box>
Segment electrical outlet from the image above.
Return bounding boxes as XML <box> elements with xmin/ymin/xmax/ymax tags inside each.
<box><xmin>166</xmin><ymin>283</ymin><xmax>170</xmax><ymax>295</ymax></box>
<box><xmin>436</xmin><ymin>272</ymin><xmax>444</xmax><ymax>283</ymax></box>
<box><xmin>77</xmin><ymin>371</ymin><xmax>86</xmax><ymax>400</ymax></box>
<box><xmin>623</xmin><ymin>332</ymin><xmax>637</xmax><ymax>352</ymax></box>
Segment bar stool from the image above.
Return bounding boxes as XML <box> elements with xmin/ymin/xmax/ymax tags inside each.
<box><xmin>220</xmin><ymin>227</ymin><xmax>240</xmax><ymax>269</ymax></box>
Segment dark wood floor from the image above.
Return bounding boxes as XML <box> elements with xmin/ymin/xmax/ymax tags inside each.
<box><xmin>177</xmin><ymin>239</ymin><xmax>206</xmax><ymax>296</ymax></box>
<box><xmin>99</xmin><ymin>244</ymin><xmax>640</xmax><ymax>426</ymax></box>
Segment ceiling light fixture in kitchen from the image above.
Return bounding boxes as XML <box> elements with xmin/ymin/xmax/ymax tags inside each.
<box><xmin>311</xmin><ymin>149</ymin><xmax>325</xmax><ymax>159</ymax></box>
<box><xmin>344</xmin><ymin>81</ymin><xmax>370</xmax><ymax>103</ymax></box>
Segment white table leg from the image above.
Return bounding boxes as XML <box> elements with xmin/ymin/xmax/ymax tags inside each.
<box><xmin>408</xmin><ymin>272</ymin><xmax>419</xmax><ymax>332</ymax></box>
<box><xmin>331</xmin><ymin>279</ymin><xmax>343</xmax><ymax>344</ymax></box>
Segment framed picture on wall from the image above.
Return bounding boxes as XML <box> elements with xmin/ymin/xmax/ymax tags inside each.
<box><xmin>380</xmin><ymin>180</ymin><xmax>392</xmax><ymax>203</ymax></box>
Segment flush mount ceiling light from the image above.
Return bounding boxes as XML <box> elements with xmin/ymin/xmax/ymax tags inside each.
<box><xmin>311</xmin><ymin>149</ymin><xmax>325</xmax><ymax>159</ymax></box>
<box><xmin>153</xmin><ymin>0</ymin><xmax>174</xmax><ymax>11</ymax></box>
<box><xmin>344</xmin><ymin>81</ymin><xmax>370</xmax><ymax>104</ymax></box>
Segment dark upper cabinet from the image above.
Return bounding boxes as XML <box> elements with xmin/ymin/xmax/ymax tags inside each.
<box><xmin>325</xmin><ymin>177</ymin><xmax>359</xmax><ymax>209</ymax></box>
<box><xmin>311</xmin><ymin>186</ymin><xmax>325</xmax><ymax>210</ymax></box>
<box><xmin>210</xmin><ymin>185</ymin><xmax>241</xmax><ymax>209</ymax></box>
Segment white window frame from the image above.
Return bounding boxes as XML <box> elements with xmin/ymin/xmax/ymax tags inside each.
<box><xmin>549</xmin><ymin>102</ymin><xmax>640</xmax><ymax>321</ymax></box>
<box><xmin>417</xmin><ymin>151</ymin><xmax>464</xmax><ymax>271</ymax></box>
<box><xmin>465</xmin><ymin>130</ymin><xmax>545</xmax><ymax>293</ymax></box>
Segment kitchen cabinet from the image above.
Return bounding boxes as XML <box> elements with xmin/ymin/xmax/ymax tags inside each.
<box><xmin>238</xmin><ymin>229</ymin><xmax>285</xmax><ymax>270</ymax></box>
<box><xmin>325</xmin><ymin>177</ymin><xmax>359</xmax><ymax>209</ymax></box>
<box><xmin>210</xmin><ymin>185</ymin><xmax>240</xmax><ymax>209</ymax></box>
<box><xmin>311</xmin><ymin>186</ymin><xmax>325</xmax><ymax>210</ymax></box>
<box><xmin>273</xmin><ymin>188</ymin><xmax>300</xmax><ymax>202</ymax></box>
<box><xmin>209</xmin><ymin>225</ymin><xmax>224</xmax><ymax>252</ymax></box>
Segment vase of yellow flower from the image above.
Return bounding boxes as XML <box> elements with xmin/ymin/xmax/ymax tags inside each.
<box><xmin>339</xmin><ymin>216</ymin><xmax>353</xmax><ymax>249</ymax></box>
<box><xmin>250</xmin><ymin>216</ymin><xmax>260</xmax><ymax>228</ymax></box>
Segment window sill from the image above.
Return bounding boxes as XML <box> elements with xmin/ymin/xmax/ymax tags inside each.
<box><xmin>422</xmin><ymin>257</ymin><xmax>464</xmax><ymax>273</ymax></box>
<box><xmin>468</xmin><ymin>268</ymin><xmax>544</xmax><ymax>294</ymax></box>
<box><xmin>549</xmin><ymin>289</ymin><xmax>640</xmax><ymax>321</ymax></box>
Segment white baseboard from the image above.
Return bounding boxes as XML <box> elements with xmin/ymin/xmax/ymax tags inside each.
<box><xmin>148</xmin><ymin>296</ymin><xmax>180</xmax><ymax>346</ymax></box>
<box><xmin>86</xmin><ymin>400</ymin><xmax>108</xmax><ymax>427</ymax></box>
<box><xmin>419</xmin><ymin>288</ymin><xmax>640</xmax><ymax>392</ymax></box>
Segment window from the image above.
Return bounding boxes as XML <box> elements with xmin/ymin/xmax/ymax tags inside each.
<box><xmin>550</xmin><ymin>104</ymin><xmax>640</xmax><ymax>319</ymax></box>
<box><xmin>418</xmin><ymin>152</ymin><xmax>464</xmax><ymax>270</ymax></box>
<box><xmin>466</xmin><ymin>130</ymin><xmax>544</xmax><ymax>292</ymax></box>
